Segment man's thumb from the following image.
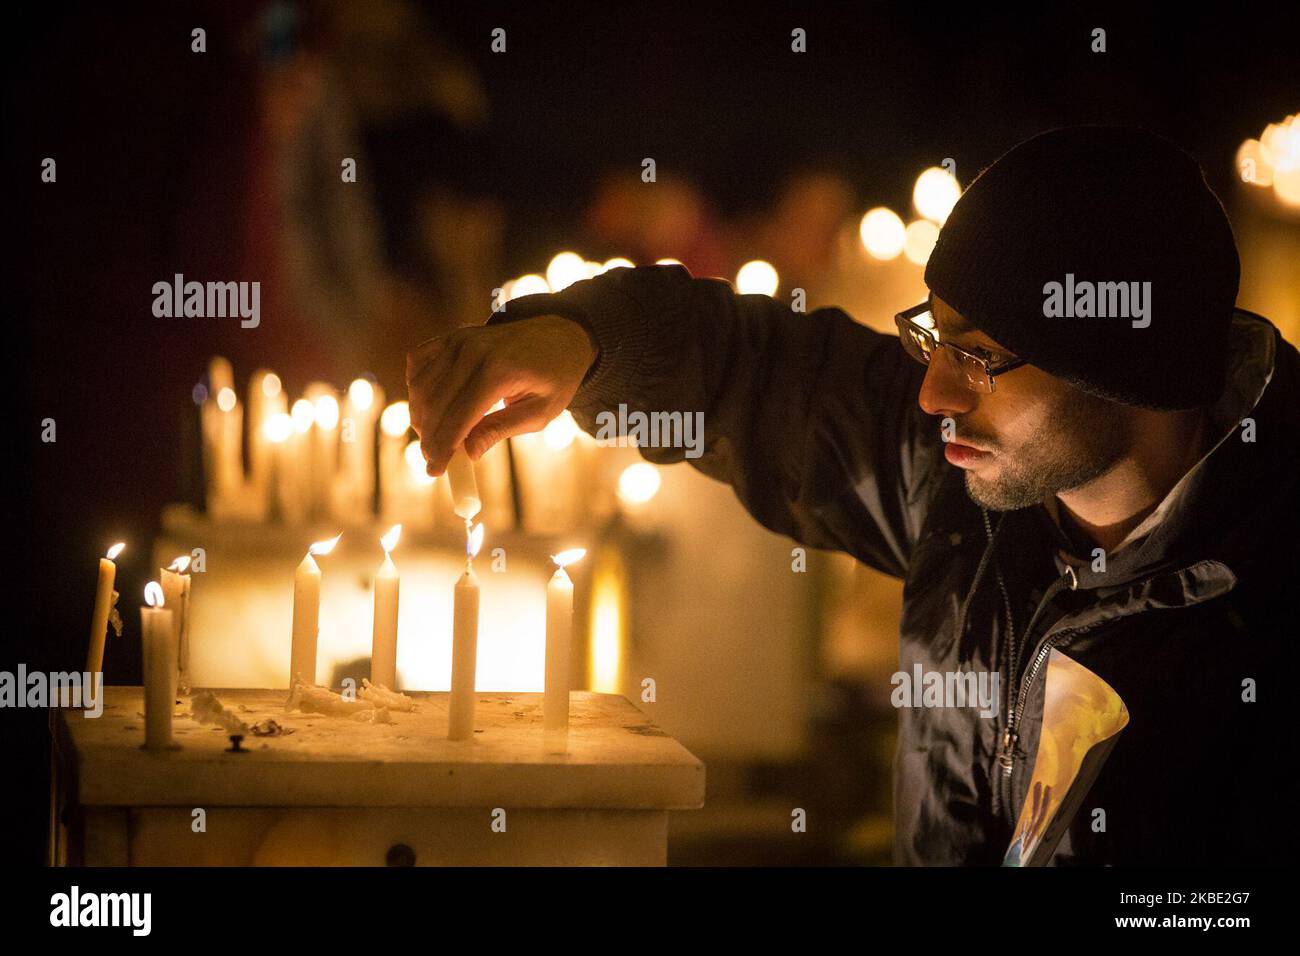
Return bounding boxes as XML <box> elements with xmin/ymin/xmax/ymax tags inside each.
<box><xmin>464</xmin><ymin>397</ymin><xmax>554</xmax><ymax>459</ymax></box>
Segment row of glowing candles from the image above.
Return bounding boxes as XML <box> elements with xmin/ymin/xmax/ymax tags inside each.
<box><xmin>203</xmin><ymin>358</ymin><xmax>666</xmax><ymax>533</ymax></box>
<box><xmin>203</xmin><ymin>358</ymin><xmax>666</xmax><ymax>536</ymax></box>
<box><xmin>504</xmin><ymin>166</ymin><xmax>963</xmax><ymax>309</ymax></box>
<box><xmin>88</xmin><ymin>457</ymin><xmax>589</xmax><ymax>753</ymax></box>
<box><xmin>517</xmin><ymin>139</ymin><xmax>1300</xmax><ymax>306</ymax></box>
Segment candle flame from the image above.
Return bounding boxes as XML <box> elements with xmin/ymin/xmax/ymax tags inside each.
<box><xmin>542</xmin><ymin>410</ymin><xmax>579</xmax><ymax>450</ymax></box>
<box><xmin>169</xmin><ymin>555</ymin><xmax>191</xmax><ymax>573</ymax></box>
<box><xmin>144</xmin><ymin>581</ymin><xmax>165</xmax><ymax>608</ymax></box>
<box><xmin>380</xmin><ymin>401</ymin><xmax>411</xmax><ymax>437</ymax></box>
<box><xmin>263</xmin><ymin>411</ymin><xmax>293</xmax><ymax>444</ymax></box>
<box><xmin>309</xmin><ymin>533</ymin><xmax>343</xmax><ymax>556</ymax></box>
<box><xmin>552</xmin><ymin>548</ymin><xmax>587</xmax><ymax>569</ymax></box>
<box><xmin>261</xmin><ymin>372</ymin><xmax>282</xmax><ymax>398</ymax></box>
<box><xmin>380</xmin><ymin>523</ymin><xmax>402</xmax><ymax>554</ymax></box>
<box><xmin>405</xmin><ymin>439</ymin><xmax>433</xmax><ymax>485</ymax></box>
<box><xmin>105</xmin><ymin>542</ymin><xmax>126</xmax><ymax>561</ymax></box>
<box><xmin>314</xmin><ymin>394</ymin><xmax>340</xmax><ymax>431</ymax></box>
<box><xmin>291</xmin><ymin>399</ymin><xmax>315</xmax><ymax>434</ymax></box>
<box><xmin>216</xmin><ymin>387</ymin><xmax>237</xmax><ymax>412</ymax></box>
<box><xmin>467</xmin><ymin>522</ymin><xmax>485</xmax><ymax>559</ymax></box>
<box><xmin>348</xmin><ymin>378</ymin><xmax>375</xmax><ymax>412</ymax></box>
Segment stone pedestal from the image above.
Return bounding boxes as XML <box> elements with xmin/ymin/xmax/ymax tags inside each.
<box><xmin>50</xmin><ymin>687</ymin><xmax>704</xmax><ymax>866</ymax></box>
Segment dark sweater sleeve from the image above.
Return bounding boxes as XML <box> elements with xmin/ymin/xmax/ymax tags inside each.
<box><xmin>487</xmin><ymin>264</ymin><xmax>942</xmax><ymax>576</ymax></box>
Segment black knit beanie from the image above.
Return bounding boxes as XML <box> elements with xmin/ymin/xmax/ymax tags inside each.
<box><xmin>923</xmin><ymin>126</ymin><xmax>1240</xmax><ymax>410</ymax></box>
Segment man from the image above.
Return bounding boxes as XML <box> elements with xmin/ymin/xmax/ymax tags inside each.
<box><xmin>407</xmin><ymin>127</ymin><xmax>1296</xmax><ymax>864</ymax></box>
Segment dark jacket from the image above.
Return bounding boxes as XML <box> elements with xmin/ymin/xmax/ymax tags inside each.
<box><xmin>491</xmin><ymin>264</ymin><xmax>1297</xmax><ymax>865</ymax></box>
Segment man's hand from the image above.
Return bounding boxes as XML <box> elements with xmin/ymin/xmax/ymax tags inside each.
<box><xmin>406</xmin><ymin>314</ymin><xmax>598</xmax><ymax>476</ymax></box>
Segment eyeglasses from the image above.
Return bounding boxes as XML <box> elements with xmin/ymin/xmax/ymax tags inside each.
<box><xmin>894</xmin><ymin>302</ymin><xmax>1027</xmax><ymax>393</ymax></box>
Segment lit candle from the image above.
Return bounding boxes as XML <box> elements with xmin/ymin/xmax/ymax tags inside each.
<box><xmin>544</xmin><ymin>548</ymin><xmax>587</xmax><ymax>753</ymax></box>
<box><xmin>404</xmin><ymin>438</ymin><xmax>437</xmax><ymax>531</ymax></box>
<box><xmin>201</xmin><ymin>357</ymin><xmax>246</xmax><ymax>517</ymax></box>
<box><xmin>446</xmin><ymin>447</ymin><xmax>481</xmax><ymax>521</ymax></box>
<box><xmin>200</xmin><ymin>358</ymin><xmax>228</xmax><ymax>499</ymax></box>
<box><xmin>281</xmin><ymin>398</ymin><xmax>316</xmax><ymax>525</ymax></box>
<box><xmin>141</xmin><ymin>581</ymin><xmax>176</xmax><ymax>752</ymax></box>
<box><xmin>86</xmin><ymin>542</ymin><xmax>125</xmax><ymax>700</ymax></box>
<box><xmin>341</xmin><ymin>378</ymin><xmax>382</xmax><ymax>523</ymax></box>
<box><xmin>159</xmin><ymin>555</ymin><xmax>192</xmax><ymax>698</ymax></box>
<box><xmin>263</xmin><ymin>410</ymin><xmax>294</xmax><ymax>522</ymax></box>
<box><xmin>370</xmin><ymin>524</ymin><xmax>402</xmax><ymax>689</ymax></box>
<box><xmin>304</xmin><ymin>384</ymin><xmax>340</xmax><ymax>521</ymax></box>
<box><xmin>379</xmin><ymin>401</ymin><xmax>411</xmax><ymax>524</ymax></box>
<box><xmin>289</xmin><ymin>533</ymin><xmax>341</xmax><ymax>688</ymax></box>
<box><xmin>448</xmin><ymin>522</ymin><xmax>485</xmax><ymax>741</ymax></box>
<box><xmin>248</xmin><ymin>370</ymin><xmax>286</xmax><ymax>516</ymax></box>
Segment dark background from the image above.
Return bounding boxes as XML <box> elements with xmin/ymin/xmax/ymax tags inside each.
<box><xmin>8</xmin><ymin>1</ymin><xmax>1298</xmax><ymax>865</ymax></box>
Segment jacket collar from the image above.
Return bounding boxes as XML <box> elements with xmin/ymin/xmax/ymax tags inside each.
<box><xmin>1036</xmin><ymin>308</ymin><xmax>1280</xmax><ymax>603</ymax></box>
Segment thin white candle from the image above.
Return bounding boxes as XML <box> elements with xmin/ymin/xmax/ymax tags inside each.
<box><xmin>141</xmin><ymin>581</ymin><xmax>176</xmax><ymax>752</ymax></box>
<box><xmin>544</xmin><ymin>547</ymin><xmax>587</xmax><ymax>753</ymax></box>
<box><xmin>448</xmin><ymin>522</ymin><xmax>485</xmax><ymax>740</ymax></box>
<box><xmin>446</xmin><ymin>447</ymin><xmax>481</xmax><ymax>520</ymax></box>
<box><xmin>248</xmin><ymin>370</ymin><xmax>286</xmax><ymax>516</ymax></box>
<box><xmin>370</xmin><ymin>524</ymin><xmax>402</xmax><ymax>689</ymax></box>
<box><xmin>341</xmin><ymin>378</ymin><xmax>382</xmax><ymax>523</ymax></box>
<box><xmin>289</xmin><ymin>533</ymin><xmax>341</xmax><ymax>688</ymax></box>
<box><xmin>379</xmin><ymin>401</ymin><xmax>411</xmax><ymax>524</ymax></box>
<box><xmin>159</xmin><ymin>555</ymin><xmax>191</xmax><ymax>701</ymax></box>
<box><xmin>305</xmin><ymin>385</ymin><xmax>340</xmax><ymax>521</ymax></box>
<box><xmin>86</xmin><ymin>542</ymin><xmax>125</xmax><ymax>701</ymax></box>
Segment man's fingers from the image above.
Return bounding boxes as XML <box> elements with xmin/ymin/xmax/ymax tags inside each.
<box><xmin>408</xmin><ymin>342</ymin><xmax>459</xmax><ymax>444</ymax></box>
<box><xmin>405</xmin><ymin>337</ymin><xmax>446</xmax><ymax>385</ymax></box>
<box><xmin>426</xmin><ymin>367</ymin><xmax>508</xmax><ymax>474</ymax></box>
<box><xmin>419</xmin><ymin>345</ymin><xmax>491</xmax><ymax>474</ymax></box>
<box><xmin>464</xmin><ymin>397</ymin><xmax>554</xmax><ymax>460</ymax></box>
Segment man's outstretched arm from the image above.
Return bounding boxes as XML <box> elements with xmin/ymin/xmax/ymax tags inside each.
<box><xmin>408</xmin><ymin>264</ymin><xmax>940</xmax><ymax>576</ymax></box>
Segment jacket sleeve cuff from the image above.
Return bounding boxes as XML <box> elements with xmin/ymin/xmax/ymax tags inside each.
<box><xmin>484</xmin><ymin>268</ymin><xmax>668</xmax><ymax>416</ymax></box>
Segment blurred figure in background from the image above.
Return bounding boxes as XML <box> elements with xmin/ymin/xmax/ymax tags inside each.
<box><xmin>199</xmin><ymin>0</ymin><xmax>502</xmax><ymax>394</ymax></box>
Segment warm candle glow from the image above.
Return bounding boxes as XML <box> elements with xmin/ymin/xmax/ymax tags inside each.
<box><xmin>903</xmin><ymin>219</ymin><xmax>940</xmax><ymax>266</ymax></box>
<box><xmin>291</xmin><ymin>398</ymin><xmax>315</xmax><ymax>433</ymax></box>
<box><xmin>348</xmin><ymin>378</ymin><xmax>375</xmax><ymax>412</ymax></box>
<box><xmin>264</xmin><ymin>411</ymin><xmax>293</xmax><ymax>443</ymax></box>
<box><xmin>216</xmin><ymin>387</ymin><xmax>237</xmax><ymax>412</ymax></box>
<box><xmin>618</xmin><ymin>462</ymin><xmax>661</xmax><ymax>504</ymax></box>
<box><xmin>467</xmin><ymin>522</ymin><xmax>485</xmax><ymax>559</ymax></box>
<box><xmin>380</xmin><ymin>523</ymin><xmax>402</xmax><ymax>554</ymax></box>
<box><xmin>309</xmin><ymin>533</ymin><xmax>342</xmax><ymax>556</ymax></box>
<box><xmin>168</xmin><ymin>555</ymin><xmax>191</xmax><ymax>573</ymax></box>
<box><xmin>860</xmin><ymin>207</ymin><xmax>906</xmax><ymax>260</ymax></box>
<box><xmin>542</xmin><ymin>410</ymin><xmax>580</xmax><ymax>450</ymax></box>
<box><xmin>144</xmin><ymin>581</ymin><xmax>165</xmax><ymax>608</ymax></box>
<box><xmin>106</xmin><ymin>542</ymin><xmax>126</xmax><ymax>561</ymax></box>
<box><xmin>736</xmin><ymin>260</ymin><xmax>779</xmax><ymax>296</ymax></box>
<box><xmin>405</xmin><ymin>439</ymin><xmax>433</xmax><ymax>485</ymax></box>
<box><xmin>380</xmin><ymin>401</ymin><xmax>411</xmax><ymax>437</ymax></box>
<box><xmin>589</xmin><ymin>563</ymin><xmax>624</xmax><ymax>693</ymax></box>
<box><xmin>546</xmin><ymin>252</ymin><xmax>588</xmax><ymax>291</ymax></box>
<box><xmin>314</xmin><ymin>394</ymin><xmax>340</xmax><ymax>430</ymax></box>
<box><xmin>913</xmin><ymin>166</ymin><xmax>961</xmax><ymax>223</ymax></box>
<box><xmin>511</xmin><ymin>274</ymin><xmax>549</xmax><ymax>298</ymax></box>
<box><xmin>600</xmin><ymin>257</ymin><xmax>635</xmax><ymax>273</ymax></box>
<box><xmin>552</xmin><ymin>548</ymin><xmax>586</xmax><ymax>569</ymax></box>
<box><xmin>262</xmin><ymin>372</ymin><xmax>282</xmax><ymax>398</ymax></box>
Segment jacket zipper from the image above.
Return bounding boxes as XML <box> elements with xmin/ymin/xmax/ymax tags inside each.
<box><xmin>995</xmin><ymin>566</ymin><xmax>1079</xmax><ymax>821</ymax></box>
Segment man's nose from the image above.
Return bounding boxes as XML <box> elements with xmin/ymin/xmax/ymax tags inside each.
<box><xmin>917</xmin><ymin>354</ymin><xmax>978</xmax><ymax>418</ymax></box>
